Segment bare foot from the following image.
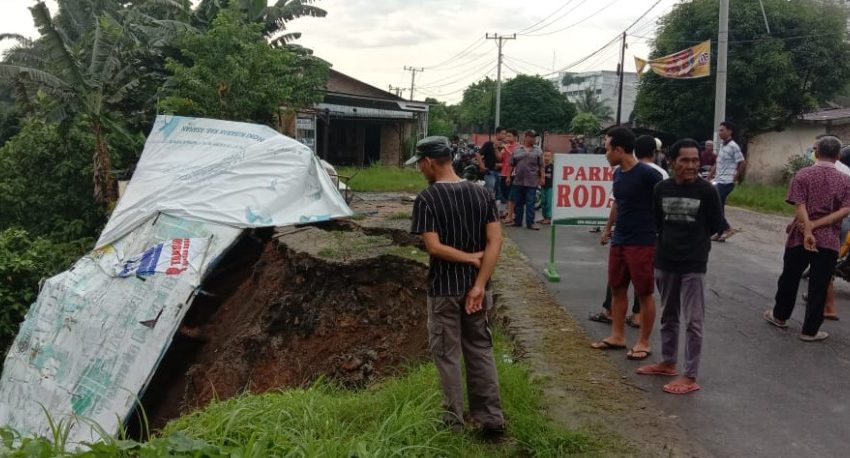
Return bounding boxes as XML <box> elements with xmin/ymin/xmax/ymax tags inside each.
<box><xmin>636</xmin><ymin>362</ymin><xmax>678</xmax><ymax>376</ymax></box>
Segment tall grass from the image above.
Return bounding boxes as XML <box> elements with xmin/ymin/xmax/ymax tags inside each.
<box><xmin>337</xmin><ymin>164</ymin><xmax>426</xmax><ymax>193</ymax></box>
<box><xmin>727</xmin><ymin>183</ymin><xmax>793</xmax><ymax>216</ymax></box>
<box><xmin>0</xmin><ymin>332</ymin><xmax>606</xmax><ymax>457</ymax></box>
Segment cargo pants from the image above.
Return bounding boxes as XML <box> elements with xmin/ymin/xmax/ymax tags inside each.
<box><xmin>427</xmin><ymin>293</ymin><xmax>505</xmax><ymax>430</ymax></box>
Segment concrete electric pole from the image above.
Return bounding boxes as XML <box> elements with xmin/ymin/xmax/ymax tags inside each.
<box><xmin>403</xmin><ymin>66</ymin><xmax>424</xmax><ymax>101</ymax></box>
<box><xmin>616</xmin><ymin>31</ymin><xmax>627</xmax><ymax>125</ymax></box>
<box><xmin>712</xmin><ymin>0</ymin><xmax>729</xmax><ymax>145</ymax></box>
<box><xmin>486</xmin><ymin>33</ymin><xmax>516</xmax><ymax>131</ymax></box>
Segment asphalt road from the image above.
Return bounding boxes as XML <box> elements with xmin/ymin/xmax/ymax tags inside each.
<box><xmin>508</xmin><ymin>206</ymin><xmax>850</xmax><ymax>458</ymax></box>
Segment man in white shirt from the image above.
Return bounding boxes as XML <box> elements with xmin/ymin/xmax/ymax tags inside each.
<box><xmin>708</xmin><ymin>121</ymin><xmax>746</xmax><ymax>241</ymax></box>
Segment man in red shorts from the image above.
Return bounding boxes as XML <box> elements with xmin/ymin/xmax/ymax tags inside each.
<box><xmin>591</xmin><ymin>127</ymin><xmax>662</xmax><ymax>360</ymax></box>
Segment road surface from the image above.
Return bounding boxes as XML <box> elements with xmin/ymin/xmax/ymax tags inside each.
<box><xmin>508</xmin><ymin>206</ymin><xmax>850</xmax><ymax>458</ymax></box>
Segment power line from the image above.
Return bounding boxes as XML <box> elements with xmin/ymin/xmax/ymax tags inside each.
<box><xmin>503</xmin><ymin>54</ymin><xmax>554</xmax><ymax>73</ymax></box>
<box><xmin>418</xmin><ymin>60</ymin><xmax>498</xmax><ymax>89</ymax></box>
<box><xmin>417</xmin><ymin>66</ymin><xmax>498</xmax><ymax>99</ymax></box>
<box><xmin>522</xmin><ymin>0</ymin><xmax>622</xmax><ymax>37</ymax></box>
<box><xmin>403</xmin><ymin>66</ymin><xmax>424</xmax><ymax>100</ymax></box>
<box><xmin>517</xmin><ymin>0</ymin><xmax>585</xmax><ymax>36</ymax></box>
<box><xmin>544</xmin><ymin>33</ymin><xmax>622</xmax><ymax>77</ymax></box>
<box><xmin>421</xmin><ymin>37</ymin><xmax>487</xmax><ymax>70</ymax></box>
<box><xmin>624</xmin><ymin>0</ymin><xmax>664</xmax><ymax>32</ymax></box>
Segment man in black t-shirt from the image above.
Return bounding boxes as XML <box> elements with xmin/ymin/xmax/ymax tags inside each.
<box><xmin>407</xmin><ymin>136</ymin><xmax>505</xmax><ymax>439</ymax></box>
<box><xmin>636</xmin><ymin>139</ymin><xmax>722</xmax><ymax>396</ymax></box>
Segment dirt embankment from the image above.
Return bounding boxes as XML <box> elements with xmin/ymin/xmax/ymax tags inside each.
<box><xmin>136</xmin><ymin>218</ymin><xmax>429</xmax><ymax>433</ymax></box>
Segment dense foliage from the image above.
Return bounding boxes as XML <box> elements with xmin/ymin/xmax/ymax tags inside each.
<box><xmin>570</xmin><ymin>112</ymin><xmax>602</xmax><ymax>136</ymax></box>
<box><xmin>159</xmin><ymin>6</ymin><xmax>328</xmax><ymax>124</ymax></box>
<box><xmin>634</xmin><ymin>0</ymin><xmax>850</xmax><ymax>139</ymax></box>
<box><xmin>500</xmin><ymin>75</ymin><xmax>576</xmax><ymax>134</ymax></box>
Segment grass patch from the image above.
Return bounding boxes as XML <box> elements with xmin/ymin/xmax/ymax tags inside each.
<box><xmin>387</xmin><ymin>246</ymin><xmax>429</xmax><ymax>264</ymax></box>
<box><xmin>727</xmin><ymin>183</ymin><xmax>792</xmax><ymax>216</ymax></box>
<box><xmin>385</xmin><ymin>211</ymin><xmax>412</xmax><ymax>221</ymax></box>
<box><xmin>0</xmin><ymin>332</ymin><xmax>606</xmax><ymax>457</ymax></box>
<box><xmin>337</xmin><ymin>165</ymin><xmax>426</xmax><ymax>193</ymax></box>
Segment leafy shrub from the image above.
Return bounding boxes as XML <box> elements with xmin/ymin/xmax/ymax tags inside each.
<box><xmin>0</xmin><ymin>118</ymin><xmax>106</xmax><ymax>241</ymax></box>
<box><xmin>783</xmin><ymin>152</ymin><xmax>814</xmax><ymax>183</ymax></box>
<box><xmin>0</xmin><ymin>228</ymin><xmax>90</xmax><ymax>353</ymax></box>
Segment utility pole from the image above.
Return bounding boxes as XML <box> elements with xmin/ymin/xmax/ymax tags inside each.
<box><xmin>615</xmin><ymin>31</ymin><xmax>627</xmax><ymax>125</ymax></box>
<box><xmin>403</xmin><ymin>66</ymin><xmax>423</xmax><ymax>101</ymax></box>
<box><xmin>388</xmin><ymin>85</ymin><xmax>407</xmax><ymax>98</ymax></box>
<box><xmin>486</xmin><ymin>33</ymin><xmax>516</xmax><ymax>131</ymax></box>
<box><xmin>713</xmin><ymin>0</ymin><xmax>729</xmax><ymax>145</ymax></box>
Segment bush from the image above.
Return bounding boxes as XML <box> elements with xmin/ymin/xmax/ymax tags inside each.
<box><xmin>782</xmin><ymin>152</ymin><xmax>814</xmax><ymax>183</ymax></box>
<box><xmin>0</xmin><ymin>228</ymin><xmax>90</xmax><ymax>353</ymax></box>
<box><xmin>0</xmin><ymin>118</ymin><xmax>106</xmax><ymax>241</ymax></box>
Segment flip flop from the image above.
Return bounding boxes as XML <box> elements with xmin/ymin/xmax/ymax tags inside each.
<box><xmin>588</xmin><ymin>312</ymin><xmax>612</xmax><ymax>324</ymax></box>
<box><xmin>626</xmin><ymin>315</ymin><xmax>641</xmax><ymax>329</ymax></box>
<box><xmin>824</xmin><ymin>315</ymin><xmax>840</xmax><ymax>321</ymax></box>
<box><xmin>763</xmin><ymin>310</ymin><xmax>788</xmax><ymax>329</ymax></box>
<box><xmin>626</xmin><ymin>348</ymin><xmax>652</xmax><ymax>360</ymax></box>
<box><xmin>663</xmin><ymin>382</ymin><xmax>701</xmax><ymax>395</ymax></box>
<box><xmin>590</xmin><ymin>340</ymin><xmax>626</xmax><ymax>350</ymax></box>
<box><xmin>636</xmin><ymin>365</ymin><xmax>679</xmax><ymax>376</ymax></box>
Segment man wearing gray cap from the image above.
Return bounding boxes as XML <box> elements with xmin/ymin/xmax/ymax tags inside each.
<box><xmin>407</xmin><ymin>136</ymin><xmax>506</xmax><ymax>440</ymax></box>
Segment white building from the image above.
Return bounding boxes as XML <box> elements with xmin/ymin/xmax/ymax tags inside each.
<box><xmin>550</xmin><ymin>70</ymin><xmax>639</xmax><ymax>124</ymax></box>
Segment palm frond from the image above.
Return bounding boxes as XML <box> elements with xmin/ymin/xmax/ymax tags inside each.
<box><xmin>30</xmin><ymin>2</ymin><xmax>86</xmax><ymax>89</ymax></box>
<box><xmin>269</xmin><ymin>32</ymin><xmax>302</xmax><ymax>47</ymax></box>
<box><xmin>0</xmin><ymin>64</ymin><xmax>67</xmax><ymax>89</ymax></box>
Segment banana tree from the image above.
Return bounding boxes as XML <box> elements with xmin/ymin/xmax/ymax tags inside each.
<box><xmin>194</xmin><ymin>0</ymin><xmax>326</xmax><ymax>45</ymax></box>
<box><xmin>0</xmin><ymin>1</ymin><xmax>193</xmax><ymax>205</ymax></box>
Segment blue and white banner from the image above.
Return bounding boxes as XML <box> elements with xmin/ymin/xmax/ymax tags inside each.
<box><xmin>116</xmin><ymin>237</ymin><xmax>209</xmax><ymax>278</ymax></box>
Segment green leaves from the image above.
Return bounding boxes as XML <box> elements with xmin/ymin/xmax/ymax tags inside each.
<box><xmin>634</xmin><ymin>0</ymin><xmax>850</xmax><ymax>138</ymax></box>
<box><xmin>159</xmin><ymin>6</ymin><xmax>328</xmax><ymax>124</ymax></box>
<box><xmin>570</xmin><ymin>112</ymin><xmax>602</xmax><ymax>136</ymax></box>
<box><xmin>500</xmin><ymin>74</ymin><xmax>576</xmax><ymax>134</ymax></box>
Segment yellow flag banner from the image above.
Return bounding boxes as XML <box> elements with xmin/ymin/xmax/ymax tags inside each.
<box><xmin>634</xmin><ymin>40</ymin><xmax>711</xmax><ymax>79</ymax></box>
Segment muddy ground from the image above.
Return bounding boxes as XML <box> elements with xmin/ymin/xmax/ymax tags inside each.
<box><xmin>138</xmin><ymin>195</ymin><xmax>430</xmax><ymax>432</ymax></box>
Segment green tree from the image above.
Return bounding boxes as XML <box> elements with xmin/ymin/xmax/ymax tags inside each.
<box><xmin>457</xmin><ymin>77</ymin><xmax>496</xmax><ymax>132</ymax></box>
<box><xmin>194</xmin><ymin>0</ymin><xmax>326</xmax><ymax>45</ymax></box>
<box><xmin>0</xmin><ymin>116</ymin><xmax>105</xmax><ymax>241</ymax></box>
<box><xmin>574</xmin><ymin>89</ymin><xmax>613</xmax><ymax>122</ymax></box>
<box><xmin>569</xmin><ymin>112</ymin><xmax>602</xmax><ymax>136</ymax></box>
<box><xmin>425</xmin><ymin>97</ymin><xmax>455</xmax><ymax>137</ymax></box>
<box><xmin>159</xmin><ymin>6</ymin><xmax>328</xmax><ymax>124</ymax></box>
<box><xmin>500</xmin><ymin>74</ymin><xmax>576</xmax><ymax>133</ymax></box>
<box><xmin>0</xmin><ymin>1</ymin><xmax>192</xmax><ymax>204</ymax></box>
<box><xmin>634</xmin><ymin>0</ymin><xmax>850</xmax><ymax>139</ymax></box>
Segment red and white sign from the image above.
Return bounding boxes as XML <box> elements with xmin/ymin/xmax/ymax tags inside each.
<box><xmin>552</xmin><ymin>154</ymin><xmax>615</xmax><ymax>225</ymax></box>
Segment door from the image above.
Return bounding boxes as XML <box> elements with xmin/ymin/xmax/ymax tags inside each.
<box><xmin>364</xmin><ymin>125</ymin><xmax>381</xmax><ymax>165</ymax></box>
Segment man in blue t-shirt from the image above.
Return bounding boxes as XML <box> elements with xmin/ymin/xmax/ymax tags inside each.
<box><xmin>591</xmin><ymin>127</ymin><xmax>663</xmax><ymax>361</ymax></box>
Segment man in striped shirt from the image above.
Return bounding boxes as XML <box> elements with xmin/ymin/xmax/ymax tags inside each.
<box><xmin>407</xmin><ymin>136</ymin><xmax>506</xmax><ymax>440</ymax></box>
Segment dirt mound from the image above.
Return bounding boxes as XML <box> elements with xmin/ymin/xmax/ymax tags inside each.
<box><xmin>136</xmin><ymin>222</ymin><xmax>429</xmax><ymax>433</ymax></box>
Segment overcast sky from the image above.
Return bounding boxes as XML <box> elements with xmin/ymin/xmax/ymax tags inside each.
<box><xmin>0</xmin><ymin>0</ymin><xmax>681</xmax><ymax>103</ymax></box>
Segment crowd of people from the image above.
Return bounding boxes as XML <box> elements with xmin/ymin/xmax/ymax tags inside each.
<box><xmin>404</xmin><ymin>122</ymin><xmax>850</xmax><ymax>439</ymax></box>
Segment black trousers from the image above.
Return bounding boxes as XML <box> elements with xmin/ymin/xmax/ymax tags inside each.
<box><xmin>602</xmin><ymin>286</ymin><xmax>641</xmax><ymax>314</ymax></box>
<box><xmin>773</xmin><ymin>245</ymin><xmax>838</xmax><ymax>336</ymax></box>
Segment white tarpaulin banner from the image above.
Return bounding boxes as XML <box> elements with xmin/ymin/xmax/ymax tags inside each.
<box><xmin>96</xmin><ymin>115</ymin><xmax>352</xmax><ymax>248</ymax></box>
<box><xmin>0</xmin><ymin>116</ymin><xmax>354</xmax><ymax>443</ymax></box>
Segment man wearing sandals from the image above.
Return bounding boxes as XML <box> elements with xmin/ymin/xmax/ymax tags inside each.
<box><xmin>591</xmin><ymin>127</ymin><xmax>662</xmax><ymax>361</ymax></box>
<box><xmin>589</xmin><ymin>135</ymin><xmax>669</xmax><ymax>327</ymax></box>
<box><xmin>763</xmin><ymin>136</ymin><xmax>850</xmax><ymax>342</ymax></box>
<box><xmin>636</xmin><ymin>139</ymin><xmax>722</xmax><ymax>395</ymax></box>
<box><xmin>708</xmin><ymin>121</ymin><xmax>745</xmax><ymax>242</ymax></box>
